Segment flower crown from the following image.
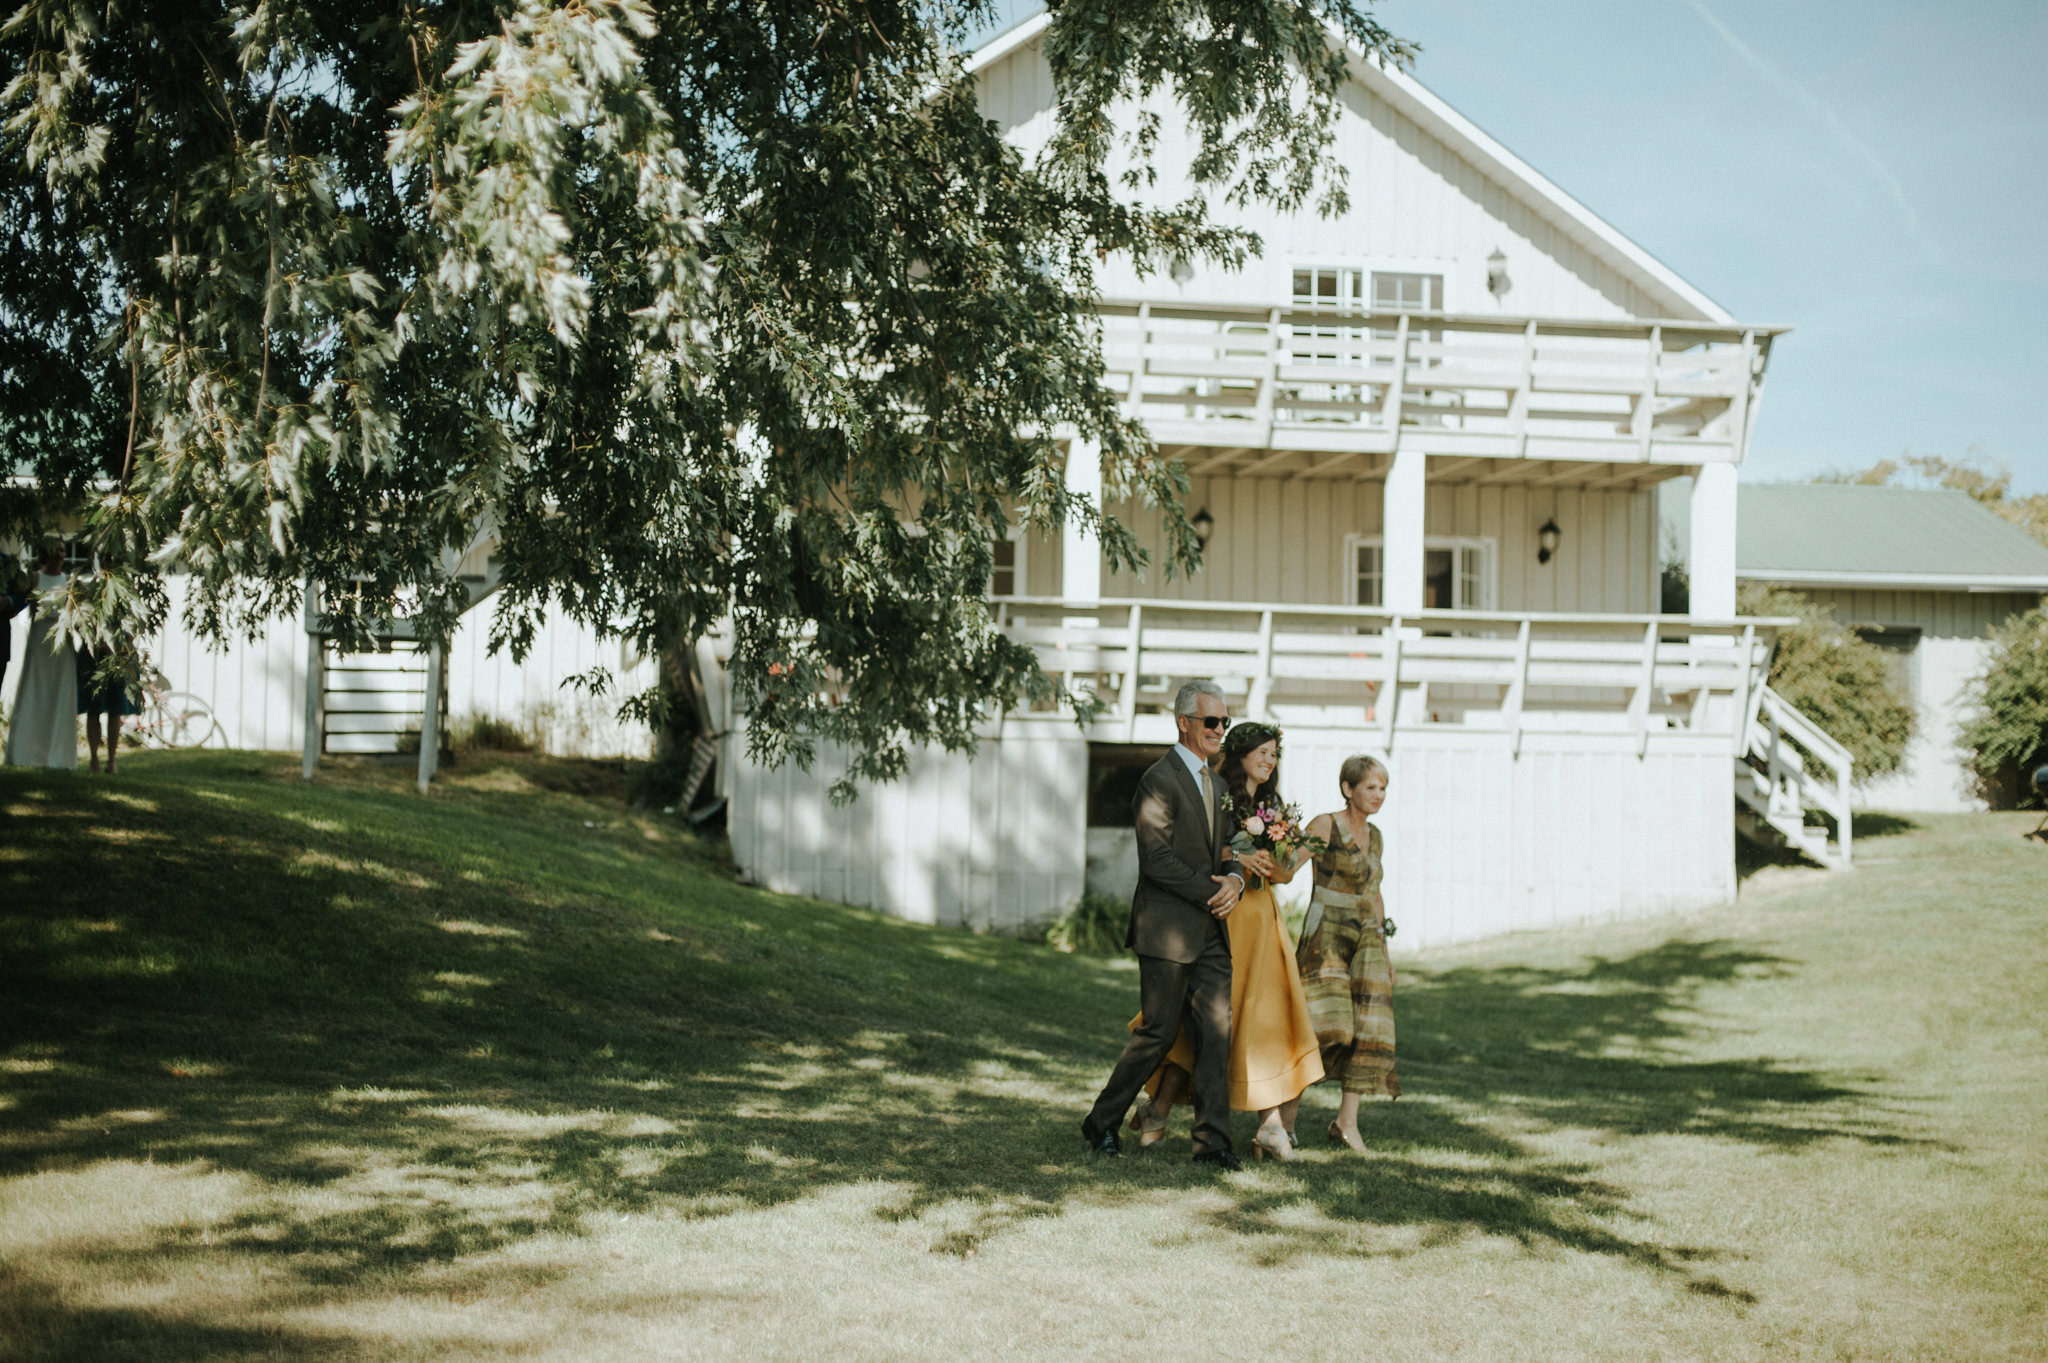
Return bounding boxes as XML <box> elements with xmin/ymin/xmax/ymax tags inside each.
<box><xmin>1222</xmin><ymin>720</ymin><xmax>1282</xmax><ymax>759</ymax></box>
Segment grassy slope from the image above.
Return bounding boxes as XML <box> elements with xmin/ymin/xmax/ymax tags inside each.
<box><xmin>1</xmin><ymin>751</ymin><xmax>2044</xmax><ymax>1361</ymax></box>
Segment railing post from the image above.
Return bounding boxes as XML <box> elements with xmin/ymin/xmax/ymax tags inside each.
<box><xmin>301</xmin><ymin>576</ymin><xmax>324</xmax><ymax>782</ymax></box>
<box><xmin>1126</xmin><ymin>301</ymin><xmax>1150</xmax><ymax>420</ymax></box>
<box><xmin>1255</xmin><ymin>307</ymin><xmax>1282</xmax><ymax>447</ymax></box>
<box><xmin>1380</xmin><ymin>617</ymin><xmax>1403</xmax><ymax>751</ymax></box>
<box><xmin>1505</xmin><ymin>617</ymin><xmax>1531</xmax><ymax>757</ymax></box>
<box><xmin>1836</xmin><ymin>760</ymin><xmax>1854</xmax><ymax>866</ymax></box>
<box><xmin>1382</xmin><ymin>313</ymin><xmax>1410</xmax><ymax>433</ymax></box>
<box><xmin>1631</xmin><ymin>619</ymin><xmax>1658</xmax><ymax>756</ymax></box>
<box><xmin>1249</xmin><ymin>610</ymin><xmax>1275</xmax><ymax>720</ymax></box>
<box><xmin>417</xmin><ymin>641</ymin><xmax>445</xmax><ymax>795</ymax></box>
<box><xmin>1120</xmin><ymin>603</ymin><xmax>1143</xmax><ymax>742</ymax></box>
<box><xmin>1512</xmin><ymin>318</ymin><xmax>1536</xmax><ymax>457</ymax></box>
<box><xmin>1634</xmin><ymin>325</ymin><xmax>1661</xmax><ymax>461</ymax></box>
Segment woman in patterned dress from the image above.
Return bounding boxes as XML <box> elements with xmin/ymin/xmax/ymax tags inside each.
<box><xmin>1129</xmin><ymin>723</ymin><xmax>1323</xmax><ymax>1161</ymax></box>
<box><xmin>1295</xmin><ymin>754</ymin><xmax>1399</xmax><ymax>1151</ymax></box>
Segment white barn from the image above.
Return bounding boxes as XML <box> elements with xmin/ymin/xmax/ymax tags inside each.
<box><xmin>1736</xmin><ymin>484</ymin><xmax>2048</xmax><ymax>813</ymax></box>
<box><xmin>726</xmin><ymin>16</ymin><xmax>1854</xmax><ymax>947</ymax></box>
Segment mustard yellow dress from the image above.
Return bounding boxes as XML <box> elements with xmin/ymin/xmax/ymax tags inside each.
<box><xmin>1135</xmin><ymin>883</ymin><xmax>1325</xmax><ymax>1111</ymax></box>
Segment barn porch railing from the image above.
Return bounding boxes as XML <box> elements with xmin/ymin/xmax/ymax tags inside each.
<box><xmin>1096</xmin><ymin>300</ymin><xmax>1781</xmax><ymax>468</ymax></box>
<box><xmin>992</xmin><ymin>596</ymin><xmax>1783</xmax><ymax>753</ymax></box>
<box><xmin>1735</xmin><ymin>685</ymin><xmax>1855</xmax><ymax>870</ymax></box>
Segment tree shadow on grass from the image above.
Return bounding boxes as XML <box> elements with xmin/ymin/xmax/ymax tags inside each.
<box><xmin>0</xmin><ymin>754</ymin><xmax>1928</xmax><ymax>1353</ymax></box>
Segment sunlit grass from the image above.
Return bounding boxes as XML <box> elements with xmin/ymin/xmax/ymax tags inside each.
<box><xmin>2</xmin><ymin>751</ymin><xmax>2045</xmax><ymax>1360</ymax></box>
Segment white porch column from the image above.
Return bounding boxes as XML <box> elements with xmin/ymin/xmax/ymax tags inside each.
<box><xmin>1689</xmin><ymin>462</ymin><xmax>1738</xmax><ymax>618</ymax></box>
<box><xmin>1382</xmin><ymin>449</ymin><xmax>1427</xmax><ymax>613</ymax></box>
<box><xmin>1062</xmin><ymin>437</ymin><xmax>1102</xmax><ymax>604</ymax></box>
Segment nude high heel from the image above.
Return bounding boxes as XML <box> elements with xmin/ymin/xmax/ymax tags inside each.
<box><xmin>1251</xmin><ymin>1122</ymin><xmax>1297</xmax><ymax>1162</ymax></box>
<box><xmin>1327</xmin><ymin>1120</ymin><xmax>1367</xmax><ymax>1154</ymax></box>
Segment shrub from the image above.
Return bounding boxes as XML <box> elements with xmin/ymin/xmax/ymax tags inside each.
<box><xmin>1044</xmin><ymin>893</ymin><xmax>1129</xmax><ymax>956</ymax></box>
<box><xmin>451</xmin><ymin>711</ymin><xmax>536</xmax><ymax>753</ymax></box>
<box><xmin>1958</xmin><ymin>605</ymin><xmax>2048</xmax><ymax>808</ymax></box>
<box><xmin>1740</xmin><ymin>584</ymin><xmax>1915</xmax><ymax>782</ymax></box>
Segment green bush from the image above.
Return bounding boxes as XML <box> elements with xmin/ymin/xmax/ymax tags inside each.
<box><xmin>1958</xmin><ymin>605</ymin><xmax>2048</xmax><ymax>808</ymax></box>
<box><xmin>1044</xmin><ymin>893</ymin><xmax>1129</xmax><ymax>956</ymax></box>
<box><xmin>451</xmin><ymin>712</ymin><xmax>537</xmax><ymax>754</ymax></box>
<box><xmin>1741</xmin><ymin>584</ymin><xmax>1915</xmax><ymax>782</ymax></box>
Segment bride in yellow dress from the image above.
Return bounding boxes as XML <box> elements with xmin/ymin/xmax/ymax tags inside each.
<box><xmin>1129</xmin><ymin>721</ymin><xmax>1323</xmax><ymax>1160</ymax></box>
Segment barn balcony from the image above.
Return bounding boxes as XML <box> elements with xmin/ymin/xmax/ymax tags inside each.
<box><xmin>994</xmin><ymin>597</ymin><xmax>1777</xmax><ymax>752</ymax></box>
<box><xmin>1095</xmin><ymin>300</ymin><xmax>1781</xmax><ymax>483</ymax></box>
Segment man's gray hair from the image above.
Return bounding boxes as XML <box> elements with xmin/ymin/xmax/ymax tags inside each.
<box><xmin>1173</xmin><ymin>679</ymin><xmax>1226</xmax><ymax>717</ymax></box>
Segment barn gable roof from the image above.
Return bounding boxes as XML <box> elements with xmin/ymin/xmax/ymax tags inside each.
<box><xmin>968</xmin><ymin>13</ymin><xmax>1733</xmax><ymax>324</ymax></box>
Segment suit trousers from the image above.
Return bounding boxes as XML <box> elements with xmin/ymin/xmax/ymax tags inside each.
<box><xmin>1085</xmin><ymin>926</ymin><xmax>1235</xmax><ymax>1155</ymax></box>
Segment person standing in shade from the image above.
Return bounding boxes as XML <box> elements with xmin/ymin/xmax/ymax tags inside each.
<box><xmin>0</xmin><ymin>567</ymin><xmax>33</xmax><ymax>701</ymax></box>
<box><xmin>1080</xmin><ymin>679</ymin><xmax>1246</xmax><ymax>1170</ymax></box>
<box><xmin>76</xmin><ymin>640</ymin><xmax>140</xmax><ymax>774</ymax></box>
<box><xmin>1295</xmin><ymin>754</ymin><xmax>1400</xmax><ymax>1151</ymax></box>
<box><xmin>3</xmin><ymin>545</ymin><xmax>78</xmax><ymax>771</ymax></box>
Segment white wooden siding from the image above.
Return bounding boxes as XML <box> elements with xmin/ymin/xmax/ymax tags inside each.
<box><xmin>1072</xmin><ymin>475</ymin><xmax>1656</xmax><ymax>612</ymax></box>
<box><xmin>976</xmin><ymin>38</ymin><xmax>1674</xmax><ymax>323</ymax></box>
<box><xmin>0</xmin><ymin>577</ymin><xmax>661</xmax><ymax>759</ymax></box>
<box><xmin>730</xmin><ymin>730</ymin><xmax>1088</xmax><ymax>930</ymax></box>
<box><xmin>1797</xmin><ymin>588</ymin><xmax>2039</xmax><ymax>641</ymax></box>
<box><xmin>730</xmin><ymin>727</ymin><xmax>1736</xmax><ymax>945</ymax></box>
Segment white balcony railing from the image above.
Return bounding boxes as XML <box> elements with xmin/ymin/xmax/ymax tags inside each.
<box><xmin>994</xmin><ymin>596</ymin><xmax>1781</xmax><ymax>753</ymax></box>
<box><xmin>1097</xmin><ymin>301</ymin><xmax>1780</xmax><ymax>468</ymax></box>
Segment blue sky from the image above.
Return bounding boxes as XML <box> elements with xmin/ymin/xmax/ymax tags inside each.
<box><xmin>973</xmin><ymin>2</ymin><xmax>2048</xmax><ymax>493</ymax></box>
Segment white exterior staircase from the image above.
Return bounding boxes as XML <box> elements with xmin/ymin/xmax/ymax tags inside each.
<box><xmin>1736</xmin><ymin>685</ymin><xmax>1854</xmax><ymax>870</ymax></box>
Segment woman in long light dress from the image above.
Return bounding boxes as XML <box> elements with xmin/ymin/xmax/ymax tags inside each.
<box><xmin>4</xmin><ymin>548</ymin><xmax>77</xmax><ymax>771</ymax></box>
<box><xmin>1129</xmin><ymin>721</ymin><xmax>1323</xmax><ymax>1161</ymax></box>
<box><xmin>1295</xmin><ymin>755</ymin><xmax>1400</xmax><ymax>1153</ymax></box>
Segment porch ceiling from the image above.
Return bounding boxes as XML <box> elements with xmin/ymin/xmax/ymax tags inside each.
<box><xmin>1158</xmin><ymin>446</ymin><xmax>1689</xmax><ymax>492</ymax></box>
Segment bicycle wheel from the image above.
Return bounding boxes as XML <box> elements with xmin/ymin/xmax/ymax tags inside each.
<box><xmin>158</xmin><ymin>693</ymin><xmax>216</xmax><ymax>749</ymax></box>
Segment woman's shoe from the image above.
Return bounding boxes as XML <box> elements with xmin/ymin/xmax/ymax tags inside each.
<box><xmin>1327</xmin><ymin>1120</ymin><xmax>1367</xmax><ymax>1154</ymax></box>
<box><xmin>1128</xmin><ymin>1095</ymin><xmax>1167</xmax><ymax>1148</ymax></box>
<box><xmin>1251</xmin><ymin>1122</ymin><xmax>1297</xmax><ymax>1162</ymax></box>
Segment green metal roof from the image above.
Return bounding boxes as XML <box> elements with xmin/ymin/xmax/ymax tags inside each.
<box><xmin>1737</xmin><ymin>484</ymin><xmax>2048</xmax><ymax>588</ymax></box>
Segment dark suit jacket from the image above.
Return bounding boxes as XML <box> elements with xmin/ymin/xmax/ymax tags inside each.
<box><xmin>1126</xmin><ymin>750</ymin><xmax>1241</xmax><ymax>964</ymax></box>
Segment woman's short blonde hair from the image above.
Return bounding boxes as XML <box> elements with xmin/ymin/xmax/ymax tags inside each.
<box><xmin>1338</xmin><ymin>754</ymin><xmax>1387</xmax><ymax>793</ymax></box>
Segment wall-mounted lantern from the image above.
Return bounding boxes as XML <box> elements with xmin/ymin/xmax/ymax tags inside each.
<box><xmin>1486</xmin><ymin>247</ymin><xmax>1510</xmax><ymax>298</ymax></box>
<box><xmin>1537</xmin><ymin>518</ymin><xmax>1561</xmax><ymax>565</ymax></box>
<box><xmin>1191</xmin><ymin>506</ymin><xmax>1215</xmax><ymax>550</ymax></box>
<box><xmin>1171</xmin><ymin>258</ymin><xmax>1195</xmax><ymax>287</ymax></box>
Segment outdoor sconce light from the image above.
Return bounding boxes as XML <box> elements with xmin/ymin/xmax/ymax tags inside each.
<box><xmin>1537</xmin><ymin>518</ymin><xmax>1561</xmax><ymax>564</ymax></box>
<box><xmin>1191</xmin><ymin>507</ymin><xmax>1215</xmax><ymax>550</ymax></box>
<box><xmin>1171</xmin><ymin>258</ymin><xmax>1195</xmax><ymax>287</ymax></box>
<box><xmin>1486</xmin><ymin>247</ymin><xmax>1510</xmax><ymax>297</ymax></box>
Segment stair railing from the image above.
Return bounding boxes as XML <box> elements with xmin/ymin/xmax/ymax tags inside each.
<box><xmin>1747</xmin><ymin>685</ymin><xmax>1855</xmax><ymax>866</ymax></box>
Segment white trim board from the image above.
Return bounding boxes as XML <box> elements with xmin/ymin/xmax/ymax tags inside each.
<box><xmin>1737</xmin><ymin>570</ymin><xmax>2048</xmax><ymax>593</ymax></box>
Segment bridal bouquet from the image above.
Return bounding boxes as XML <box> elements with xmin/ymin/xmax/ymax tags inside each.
<box><xmin>1226</xmin><ymin>797</ymin><xmax>1326</xmax><ymax>890</ymax></box>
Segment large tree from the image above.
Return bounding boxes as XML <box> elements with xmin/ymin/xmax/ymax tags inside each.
<box><xmin>1</xmin><ymin>0</ymin><xmax>1409</xmax><ymax>790</ymax></box>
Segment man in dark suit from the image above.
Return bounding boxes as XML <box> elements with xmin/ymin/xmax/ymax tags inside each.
<box><xmin>1081</xmin><ymin>679</ymin><xmax>1245</xmax><ymax>1168</ymax></box>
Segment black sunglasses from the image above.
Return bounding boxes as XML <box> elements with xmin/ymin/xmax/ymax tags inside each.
<box><xmin>1198</xmin><ymin>715</ymin><xmax>1231</xmax><ymax>731</ymax></box>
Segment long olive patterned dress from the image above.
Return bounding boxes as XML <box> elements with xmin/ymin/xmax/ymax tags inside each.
<box><xmin>1295</xmin><ymin>815</ymin><xmax>1399</xmax><ymax>1097</ymax></box>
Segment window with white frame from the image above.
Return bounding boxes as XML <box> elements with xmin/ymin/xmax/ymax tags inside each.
<box><xmin>1344</xmin><ymin>535</ymin><xmax>1495</xmax><ymax>610</ymax></box>
<box><xmin>1371</xmin><ymin>271</ymin><xmax>1443</xmax><ymax>312</ymax></box>
<box><xmin>989</xmin><ymin>528</ymin><xmax>1026</xmax><ymax>598</ymax></box>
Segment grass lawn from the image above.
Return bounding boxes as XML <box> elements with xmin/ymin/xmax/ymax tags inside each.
<box><xmin>2</xmin><ymin>751</ymin><xmax>2045</xmax><ymax>1361</ymax></box>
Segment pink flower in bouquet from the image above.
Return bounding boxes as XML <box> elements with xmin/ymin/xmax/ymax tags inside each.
<box><xmin>1243</xmin><ymin>815</ymin><xmax>1266</xmax><ymax>837</ymax></box>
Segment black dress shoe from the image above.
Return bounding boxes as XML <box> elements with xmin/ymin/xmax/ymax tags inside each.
<box><xmin>1190</xmin><ymin>1147</ymin><xmax>1243</xmax><ymax>1172</ymax></box>
<box><xmin>1082</xmin><ymin>1123</ymin><xmax>1124</xmax><ymax>1157</ymax></box>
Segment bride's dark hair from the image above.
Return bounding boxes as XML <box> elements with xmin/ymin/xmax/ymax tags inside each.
<box><xmin>1218</xmin><ymin>722</ymin><xmax>1282</xmax><ymax>814</ymax></box>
